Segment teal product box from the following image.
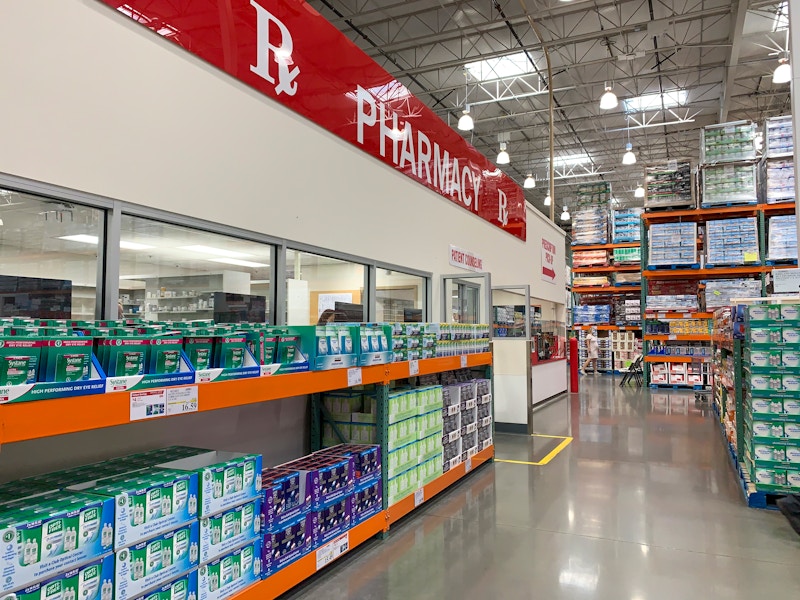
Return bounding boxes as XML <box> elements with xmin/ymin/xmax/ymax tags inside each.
<box><xmin>198</xmin><ymin>497</ymin><xmax>261</xmax><ymax>564</ymax></box>
<box><xmin>785</xmin><ymin>375</ymin><xmax>800</xmax><ymax>392</ymax></box>
<box><xmin>386</xmin><ymin>390</ymin><xmax>417</xmax><ymax>424</ymax></box>
<box><xmin>159</xmin><ymin>452</ymin><xmax>263</xmax><ymax>517</ymax></box>
<box><xmin>69</xmin><ymin>469</ymin><xmax>199</xmax><ymax>550</ymax></box>
<box><xmin>749</xmin><ymin>374</ymin><xmax>782</xmax><ymax>391</ymax></box>
<box><xmin>784</xmin><ymin>326</ymin><xmax>800</xmax><ymax>345</ymax></box>
<box><xmin>357</xmin><ymin>324</ymin><xmax>393</xmax><ymax>367</ymax></box>
<box><xmin>749</xmin><ymin>326</ymin><xmax>782</xmax><ymax>345</ymax></box>
<box><xmin>130</xmin><ymin>569</ymin><xmax>197</xmax><ymax>600</ymax></box>
<box><xmin>748</xmin><ymin>350</ymin><xmax>780</xmax><ymax>368</ymax></box>
<box><xmin>747</xmin><ymin>304</ymin><xmax>781</xmax><ymax>322</ymax></box>
<box><xmin>782</xmin><ymin>305</ymin><xmax>800</xmax><ymax>321</ymax></box>
<box><xmin>198</xmin><ymin>539</ymin><xmax>261</xmax><ymax>600</ymax></box>
<box><xmin>749</xmin><ymin>397</ymin><xmax>784</xmax><ymax>416</ymax></box>
<box><xmin>114</xmin><ymin>521</ymin><xmax>199</xmax><ymax>600</ymax></box>
<box><xmin>285</xmin><ymin>326</ymin><xmax>359</xmax><ymax>371</ymax></box>
<box><xmin>4</xmin><ymin>554</ymin><xmax>114</xmax><ymax>600</ymax></box>
<box><xmin>0</xmin><ymin>492</ymin><xmax>115</xmax><ymax>593</ymax></box>
<box><xmin>784</xmin><ymin>351</ymin><xmax>800</xmax><ymax>368</ymax></box>
<box><xmin>785</xmin><ymin>398</ymin><xmax>800</xmax><ymax>415</ymax></box>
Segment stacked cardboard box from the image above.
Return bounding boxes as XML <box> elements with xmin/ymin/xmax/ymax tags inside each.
<box><xmin>648</xmin><ymin>222</ymin><xmax>698</xmax><ymax>267</ymax></box>
<box><xmin>645</xmin><ymin>161</ymin><xmax>693</xmax><ymax>209</ymax></box>
<box><xmin>705</xmin><ymin>217</ymin><xmax>759</xmax><ymax>266</ymax></box>
<box><xmin>767</xmin><ymin>215</ymin><xmax>798</xmax><ymax>262</ymax></box>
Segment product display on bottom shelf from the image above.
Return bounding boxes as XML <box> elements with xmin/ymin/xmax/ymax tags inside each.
<box><xmin>704</xmin><ymin>279</ymin><xmax>763</xmax><ymax>309</ymax></box>
<box><xmin>705</xmin><ymin>217</ymin><xmax>759</xmax><ymax>266</ymax></box>
<box><xmin>767</xmin><ymin>215</ymin><xmax>799</xmax><ymax>263</ymax></box>
<box><xmin>648</xmin><ymin>222</ymin><xmax>698</xmax><ymax>266</ymax></box>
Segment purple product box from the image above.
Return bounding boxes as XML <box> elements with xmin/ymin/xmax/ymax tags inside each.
<box><xmin>261</xmin><ymin>468</ymin><xmax>309</xmax><ymax>531</ymax></box>
<box><xmin>262</xmin><ymin>513</ymin><xmax>314</xmax><ymax>576</ymax></box>
<box><xmin>352</xmin><ymin>480</ymin><xmax>382</xmax><ymax>524</ymax></box>
<box><xmin>316</xmin><ymin>444</ymin><xmax>381</xmax><ymax>487</ymax></box>
<box><xmin>311</xmin><ymin>495</ymin><xmax>353</xmax><ymax>548</ymax></box>
<box><xmin>279</xmin><ymin>455</ymin><xmax>355</xmax><ymax>509</ymax></box>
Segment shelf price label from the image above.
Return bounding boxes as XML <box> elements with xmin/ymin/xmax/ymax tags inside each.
<box><xmin>460</xmin><ymin>355</ymin><xmax>468</xmax><ymax>368</ymax></box>
<box><xmin>682</xmin><ymin>313</ymin><xmax>692</xmax><ymax>319</ymax></box>
<box><xmin>347</xmin><ymin>367</ymin><xmax>362</xmax><ymax>387</ymax></box>
<box><xmin>315</xmin><ymin>532</ymin><xmax>349</xmax><ymax>571</ymax></box>
<box><xmin>465</xmin><ymin>457</ymin><xmax>473</xmax><ymax>473</ymax></box>
<box><xmin>414</xmin><ymin>488</ymin><xmax>424</xmax><ymax>507</ymax></box>
<box><xmin>409</xmin><ymin>360</ymin><xmax>420</xmax><ymax>376</ymax></box>
<box><xmin>668</xmin><ymin>334</ymin><xmax>677</xmax><ymax>340</ymax></box>
<box><xmin>130</xmin><ymin>388</ymin><xmax>167</xmax><ymax>421</ymax></box>
<box><xmin>166</xmin><ymin>386</ymin><xmax>198</xmax><ymax>416</ymax></box>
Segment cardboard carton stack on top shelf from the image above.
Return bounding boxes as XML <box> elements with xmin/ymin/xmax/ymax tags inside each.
<box><xmin>767</xmin><ymin>215</ymin><xmax>798</xmax><ymax>263</ymax></box>
<box><xmin>705</xmin><ymin>217</ymin><xmax>760</xmax><ymax>267</ymax></box>
<box><xmin>648</xmin><ymin>222</ymin><xmax>699</xmax><ymax>268</ymax></box>
<box><xmin>572</xmin><ymin>182</ymin><xmax>612</xmax><ymax>246</ymax></box>
<box><xmin>764</xmin><ymin>115</ymin><xmax>795</xmax><ymax>204</ymax></box>
<box><xmin>705</xmin><ymin>279</ymin><xmax>763</xmax><ymax>309</ymax></box>
<box><xmin>700</xmin><ymin>121</ymin><xmax>758</xmax><ymax>207</ymax></box>
<box><xmin>612</xmin><ymin>208</ymin><xmax>643</xmax><ymax>243</ymax></box>
<box><xmin>645</xmin><ymin>161</ymin><xmax>695</xmax><ymax>210</ymax></box>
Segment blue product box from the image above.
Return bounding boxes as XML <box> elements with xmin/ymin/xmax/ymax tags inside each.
<box><xmin>198</xmin><ymin>539</ymin><xmax>262</xmax><ymax>600</ymax></box>
<box><xmin>315</xmin><ymin>444</ymin><xmax>381</xmax><ymax>488</ymax></box>
<box><xmin>353</xmin><ymin>480</ymin><xmax>383</xmax><ymax>524</ymax></box>
<box><xmin>262</xmin><ymin>513</ymin><xmax>313</xmax><ymax>576</ymax></box>
<box><xmin>310</xmin><ymin>495</ymin><xmax>353</xmax><ymax>548</ymax></box>
<box><xmin>199</xmin><ymin>496</ymin><xmax>262</xmax><ymax>564</ymax></box>
<box><xmin>114</xmin><ymin>521</ymin><xmax>200</xmax><ymax>600</ymax></box>
<box><xmin>278</xmin><ymin>455</ymin><xmax>355</xmax><ymax>510</ymax></box>
<box><xmin>131</xmin><ymin>569</ymin><xmax>198</xmax><ymax>600</ymax></box>
<box><xmin>9</xmin><ymin>553</ymin><xmax>114</xmax><ymax>600</ymax></box>
<box><xmin>0</xmin><ymin>492</ymin><xmax>115</xmax><ymax>593</ymax></box>
<box><xmin>261</xmin><ymin>469</ymin><xmax>308</xmax><ymax>531</ymax></box>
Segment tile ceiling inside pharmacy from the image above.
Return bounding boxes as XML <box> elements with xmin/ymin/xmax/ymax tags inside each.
<box><xmin>308</xmin><ymin>0</ymin><xmax>792</xmax><ymax>229</ymax></box>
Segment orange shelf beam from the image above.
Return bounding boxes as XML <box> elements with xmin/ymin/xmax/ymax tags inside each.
<box><xmin>644</xmin><ymin>334</ymin><xmax>712</xmax><ymax>341</ymax></box>
<box><xmin>759</xmin><ymin>202</ymin><xmax>796</xmax><ymax>215</ymax></box>
<box><xmin>643</xmin><ymin>204</ymin><xmax>759</xmax><ymax>223</ymax></box>
<box><xmin>0</xmin><ymin>354</ymin><xmax>493</xmax><ymax>444</ymax></box>
<box><xmin>644</xmin><ymin>355</ymin><xmax>710</xmax><ymax>363</ymax></box>
<box><xmin>232</xmin><ymin>445</ymin><xmax>495</xmax><ymax>600</ymax></box>
<box><xmin>386</xmin><ymin>445</ymin><xmax>495</xmax><ymax>526</ymax></box>
<box><xmin>571</xmin><ymin>265</ymin><xmax>641</xmax><ymax>273</ymax></box>
<box><xmin>571</xmin><ymin>285</ymin><xmax>641</xmax><ymax>294</ymax></box>
<box><xmin>571</xmin><ymin>242</ymin><xmax>640</xmax><ymax>251</ymax></box>
<box><xmin>644</xmin><ymin>312</ymin><xmax>714</xmax><ymax>319</ymax></box>
<box><xmin>642</xmin><ymin>266</ymin><xmax>763</xmax><ymax>280</ymax></box>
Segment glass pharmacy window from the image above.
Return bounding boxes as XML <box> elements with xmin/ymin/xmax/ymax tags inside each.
<box><xmin>376</xmin><ymin>269</ymin><xmax>426</xmax><ymax>322</ymax></box>
<box><xmin>0</xmin><ymin>189</ymin><xmax>104</xmax><ymax>320</ymax></box>
<box><xmin>285</xmin><ymin>250</ymin><xmax>366</xmax><ymax>325</ymax></box>
<box><xmin>119</xmin><ymin>215</ymin><xmax>273</xmax><ymax>323</ymax></box>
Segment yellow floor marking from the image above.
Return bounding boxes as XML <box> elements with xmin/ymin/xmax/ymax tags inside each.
<box><xmin>495</xmin><ymin>434</ymin><xmax>573</xmax><ymax>466</ymax></box>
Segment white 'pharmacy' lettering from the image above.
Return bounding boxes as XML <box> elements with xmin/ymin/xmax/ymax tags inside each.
<box><xmin>356</xmin><ymin>86</ymin><xmax>491</xmax><ymax>214</ymax></box>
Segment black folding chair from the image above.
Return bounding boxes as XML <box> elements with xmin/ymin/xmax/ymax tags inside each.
<box><xmin>620</xmin><ymin>354</ymin><xmax>643</xmax><ymax>387</ymax></box>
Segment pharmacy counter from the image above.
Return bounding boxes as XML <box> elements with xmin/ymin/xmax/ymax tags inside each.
<box><xmin>531</xmin><ymin>357</ymin><xmax>567</xmax><ymax>406</ymax></box>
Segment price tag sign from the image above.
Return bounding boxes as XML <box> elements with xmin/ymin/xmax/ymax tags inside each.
<box><xmin>130</xmin><ymin>388</ymin><xmax>167</xmax><ymax>421</ymax></box>
<box><xmin>682</xmin><ymin>313</ymin><xmax>692</xmax><ymax>318</ymax></box>
<box><xmin>409</xmin><ymin>360</ymin><xmax>419</xmax><ymax>376</ymax></box>
<box><xmin>414</xmin><ymin>488</ymin><xmax>424</xmax><ymax>507</ymax></box>
<box><xmin>465</xmin><ymin>457</ymin><xmax>473</xmax><ymax>473</ymax></box>
<box><xmin>166</xmin><ymin>386</ymin><xmax>198</xmax><ymax>416</ymax></box>
<box><xmin>315</xmin><ymin>533</ymin><xmax>349</xmax><ymax>571</ymax></box>
<box><xmin>668</xmin><ymin>334</ymin><xmax>677</xmax><ymax>341</ymax></box>
<box><xmin>460</xmin><ymin>355</ymin><xmax>468</xmax><ymax>368</ymax></box>
<box><xmin>347</xmin><ymin>367</ymin><xmax>362</xmax><ymax>387</ymax></box>
<box><xmin>744</xmin><ymin>251</ymin><xmax>758</xmax><ymax>263</ymax></box>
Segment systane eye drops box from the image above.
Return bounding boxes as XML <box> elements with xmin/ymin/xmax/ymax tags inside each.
<box><xmin>184</xmin><ymin>337</ymin><xmax>214</xmax><ymax>371</ymax></box>
<box><xmin>69</xmin><ymin>469</ymin><xmax>198</xmax><ymax>550</ymax></box>
<box><xmin>148</xmin><ymin>338</ymin><xmax>183</xmax><ymax>375</ymax></box>
<box><xmin>159</xmin><ymin>452</ymin><xmax>263</xmax><ymax>517</ymax></box>
<box><xmin>198</xmin><ymin>497</ymin><xmax>262</xmax><ymax>564</ymax></box>
<box><xmin>0</xmin><ymin>492</ymin><xmax>115</xmax><ymax>593</ymax></box>
<box><xmin>6</xmin><ymin>553</ymin><xmax>115</xmax><ymax>600</ymax></box>
<box><xmin>0</xmin><ymin>338</ymin><xmax>42</xmax><ymax>385</ymax></box>
<box><xmin>42</xmin><ymin>338</ymin><xmax>93</xmax><ymax>383</ymax></box>
<box><xmin>113</xmin><ymin>521</ymin><xmax>199</xmax><ymax>600</ymax></box>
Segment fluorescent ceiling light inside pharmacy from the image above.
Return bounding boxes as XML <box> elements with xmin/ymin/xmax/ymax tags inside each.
<box><xmin>207</xmin><ymin>258</ymin><xmax>269</xmax><ymax>268</ymax></box>
<box><xmin>181</xmin><ymin>245</ymin><xmax>253</xmax><ymax>259</ymax></box>
<box><xmin>624</xmin><ymin>90</ymin><xmax>687</xmax><ymax>113</ymax></box>
<box><xmin>466</xmin><ymin>52</ymin><xmax>534</xmax><ymax>81</ymax></box>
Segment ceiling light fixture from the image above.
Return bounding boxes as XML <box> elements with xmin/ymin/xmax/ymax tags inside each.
<box><xmin>773</xmin><ymin>56</ymin><xmax>791</xmax><ymax>84</ymax></box>
<box><xmin>599</xmin><ymin>82</ymin><xmax>618</xmax><ymax>110</ymax></box>
<box><xmin>59</xmin><ymin>234</ymin><xmax>99</xmax><ymax>245</ymax></box>
<box><xmin>524</xmin><ymin>174</ymin><xmax>536</xmax><ymax>189</ymax></box>
<box><xmin>635</xmin><ymin>184</ymin><xmax>645</xmax><ymax>198</ymax></box>
<box><xmin>457</xmin><ymin>69</ymin><xmax>474</xmax><ymax>131</ymax></box>
<box><xmin>181</xmin><ymin>245</ymin><xmax>253</xmax><ymax>259</ymax></box>
<box><xmin>544</xmin><ymin>195</ymin><xmax>552</xmax><ymax>206</ymax></box>
<box><xmin>496</xmin><ymin>142</ymin><xmax>510</xmax><ymax>165</ymax></box>
<box><xmin>622</xmin><ymin>144</ymin><xmax>637</xmax><ymax>165</ymax></box>
<box><xmin>560</xmin><ymin>206</ymin><xmax>571</xmax><ymax>222</ymax></box>
<box><xmin>207</xmin><ymin>258</ymin><xmax>269</xmax><ymax>268</ymax></box>
<box><xmin>120</xmin><ymin>241</ymin><xmax>155</xmax><ymax>250</ymax></box>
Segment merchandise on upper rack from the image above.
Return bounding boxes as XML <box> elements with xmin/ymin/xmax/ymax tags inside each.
<box><xmin>767</xmin><ymin>215</ymin><xmax>799</xmax><ymax>263</ymax></box>
<box><xmin>612</xmin><ymin>296</ymin><xmax>641</xmax><ymax>326</ymax></box>
<box><xmin>645</xmin><ymin>294</ymin><xmax>699</xmax><ymax>312</ymax></box>
<box><xmin>765</xmin><ymin>115</ymin><xmax>794</xmax><ymax>158</ymax></box>
<box><xmin>765</xmin><ymin>160</ymin><xmax>795</xmax><ymax>204</ymax></box>
<box><xmin>571</xmin><ymin>207</ymin><xmax>609</xmax><ymax>245</ymax></box>
<box><xmin>573</xmin><ymin>304</ymin><xmax>611</xmax><ymax>325</ymax></box>
<box><xmin>613</xmin><ymin>246</ymin><xmax>641</xmax><ymax>264</ymax></box>
<box><xmin>704</xmin><ymin>279</ymin><xmax>762</xmax><ymax>309</ymax></box>
<box><xmin>701</xmin><ymin>163</ymin><xmax>758</xmax><ymax>206</ymax></box>
<box><xmin>576</xmin><ymin>182</ymin><xmax>612</xmax><ymax>207</ymax></box>
<box><xmin>613</xmin><ymin>272</ymin><xmax>641</xmax><ymax>286</ymax></box>
<box><xmin>705</xmin><ymin>217</ymin><xmax>759</xmax><ymax>267</ymax></box>
<box><xmin>573</xmin><ymin>275</ymin><xmax>610</xmax><ymax>287</ymax></box>
<box><xmin>612</xmin><ymin>208</ymin><xmax>643</xmax><ymax>243</ymax></box>
<box><xmin>645</xmin><ymin>161</ymin><xmax>694</xmax><ymax>209</ymax></box>
<box><xmin>648</xmin><ymin>222</ymin><xmax>698</xmax><ymax>267</ymax></box>
<box><xmin>572</xmin><ymin>249</ymin><xmax>609</xmax><ymax>267</ymax></box>
<box><xmin>701</xmin><ymin>121</ymin><xmax>757</xmax><ymax>164</ymax></box>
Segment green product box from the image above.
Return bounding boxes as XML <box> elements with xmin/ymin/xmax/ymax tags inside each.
<box><xmin>197</xmin><ymin>539</ymin><xmax>261</xmax><ymax>600</ymax></box>
<box><xmin>783</xmin><ymin>350</ymin><xmax>800</xmax><ymax>368</ymax></box>
<box><xmin>7</xmin><ymin>553</ymin><xmax>115</xmax><ymax>600</ymax></box>
<box><xmin>263</xmin><ymin>336</ymin><xmax>278</xmax><ymax>365</ymax></box>
<box><xmin>419</xmin><ymin>454</ymin><xmax>443</xmax><ymax>485</ymax></box>
<box><xmin>0</xmin><ymin>338</ymin><xmax>42</xmax><ymax>385</ymax></box>
<box><xmin>158</xmin><ymin>451</ymin><xmax>263</xmax><ymax>517</ymax></box>
<box><xmin>69</xmin><ymin>468</ymin><xmax>199</xmax><ymax>550</ymax></box>
<box><xmin>783</xmin><ymin>326</ymin><xmax>800</xmax><ymax>345</ymax></box>
<box><xmin>0</xmin><ymin>492</ymin><xmax>115</xmax><ymax>593</ymax></box>
<box><xmin>782</xmin><ymin>305</ymin><xmax>800</xmax><ymax>321</ymax></box>
<box><xmin>213</xmin><ymin>336</ymin><xmax>248</xmax><ymax>370</ymax></box>
<box><xmin>184</xmin><ymin>336</ymin><xmax>215</xmax><ymax>371</ymax></box>
<box><xmin>747</xmin><ymin>305</ymin><xmax>781</xmax><ymax>322</ymax></box>
<box><xmin>748</xmin><ymin>373</ymin><xmax>782</xmax><ymax>391</ymax></box>
<box><xmin>323</xmin><ymin>422</ymin><xmax>351</xmax><ymax>447</ymax></box>
<box><xmin>387</xmin><ymin>390</ymin><xmax>417</xmax><ymax>424</ymax></box>
<box><xmin>285</xmin><ymin>325</ymin><xmax>356</xmax><ymax>371</ymax></box>
<box><xmin>41</xmin><ymin>338</ymin><xmax>93</xmax><ymax>383</ymax></box>
<box><xmin>348</xmin><ymin>422</ymin><xmax>377</xmax><ymax>444</ymax></box>
<box><xmin>238</xmin><ymin>328</ymin><xmax>265</xmax><ymax>365</ymax></box>
<box><xmin>113</xmin><ymin>521</ymin><xmax>199</xmax><ymax>600</ymax></box>
<box><xmin>387</xmin><ymin>442</ymin><xmax>418</xmax><ymax>479</ymax></box>
<box><xmin>388</xmin><ymin>417</ymin><xmax>418</xmax><ymax>451</ymax></box>
<box><xmin>747</xmin><ymin>349</ymin><xmax>781</xmax><ymax>368</ymax></box>
<box><xmin>322</xmin><ymin>390</ymin><xmax>362</xmax><ymax>422</ymax></box>
<box><xmin>129</xmin><ymin>569</ymin><xmax>197</xmax><ymax>600</ymax></box>
<box><xmin>418</xmin><ymin>409</ymin><xmax>444</xmax><ymax>440</ymax></box>
<box><xmin>419</xmin><ymin>433</ymin><xmax>443</xmax><ymax>463</ymax></box>
<box><xmin>748</xmin><ymin>326</ymin><xmax>782</xmax><ymax>345</ymax></box>
<box><xmin>99</xmin><ymin>337</ymin><xmax>149</xmax><ymax>377</ymax></box>
<box><xmin>148</xmin><ymin>337</ymin><xmax>183</xmax><ymax>375</ymax></box>
<box><xmin>387</xmin><ymin>467</ymin><xmax>419</xmax><ymax>507</ymax></box>
<box><xmin>198</xmin><ymin>497</ymin><xmax>261</xmax><ymax>564</ymax></box>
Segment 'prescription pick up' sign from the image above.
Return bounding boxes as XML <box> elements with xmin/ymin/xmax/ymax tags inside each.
<box><xmin>542</xmin><ymin>238</ymin><xmax>557</xmax><ymax>283</ymax></box>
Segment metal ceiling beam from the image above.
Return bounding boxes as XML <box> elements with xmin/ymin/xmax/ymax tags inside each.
<box><xmin>720</xmin><ymin>0</ymin><xmax>750</xmax><ymax>122</ymax></box>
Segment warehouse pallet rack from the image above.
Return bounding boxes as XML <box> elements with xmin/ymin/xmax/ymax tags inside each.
<box><xmin>640</xmin><ymin>203</ymin><xmax>796</xmax><ymax>386</ymax></box>
<box><xmin>0</xmin><ymin>352</ymin><xmax>494</xmax><ymax>599</ymax></box>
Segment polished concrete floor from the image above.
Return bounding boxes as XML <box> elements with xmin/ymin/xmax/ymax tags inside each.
<box><xmin>285</xmin><ymin>377</ymin><xmax>800</xmax><ymax>599</ymax></box>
